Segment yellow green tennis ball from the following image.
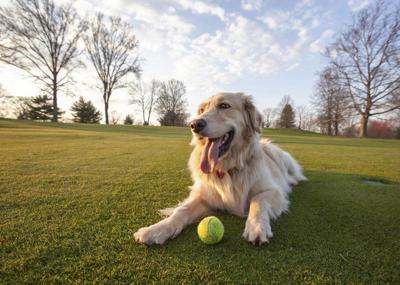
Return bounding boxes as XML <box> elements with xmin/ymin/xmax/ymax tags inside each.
<box><xmin>197</xmin><ymin>216</ymin><xmax>224</xmax><ymax>244</ymax></box>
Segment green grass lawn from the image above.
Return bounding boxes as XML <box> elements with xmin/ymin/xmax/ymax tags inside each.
<box><xmin>1</xmin><ymin>118</ymin><xmax>399</xmax><ymax>284</ymax></box>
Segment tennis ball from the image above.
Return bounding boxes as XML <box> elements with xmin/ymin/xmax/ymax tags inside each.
<box><xmin>197</xmin><ymin>216</ymin><xmax>224</xmax><ymax>245</ymax></box>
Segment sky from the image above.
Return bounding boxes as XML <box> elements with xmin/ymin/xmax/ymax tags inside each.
<box><xmin>0</xmin><ymin>0</ymin><xmax>379</xmax><ymax>123</ymax></box>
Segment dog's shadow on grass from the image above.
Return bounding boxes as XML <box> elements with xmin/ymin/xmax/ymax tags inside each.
<box><xmin>133</xmin><ymin>171</ymin><xmax>400</xmax><ymax>283</ymax></box>
<box><xmin>134</xmin><ymin>170</ymin><xmax>399</xmax><ymax>282</ymax></box>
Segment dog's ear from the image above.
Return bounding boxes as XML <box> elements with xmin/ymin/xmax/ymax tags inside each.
<box><xmin>244</xmin><ymin>95</ymin><xmax>262</xmax><ymax>134</ymax></box>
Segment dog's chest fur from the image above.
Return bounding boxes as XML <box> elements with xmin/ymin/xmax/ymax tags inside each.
<box><xmin>204</xmin><ymin>169</ymin><xmax>255</xmax><ymax>217</ymax></box>
<box><xmin>189</xmin><ymin>138</ymin><xmax>262</xmax><ymax>217</ymax></box>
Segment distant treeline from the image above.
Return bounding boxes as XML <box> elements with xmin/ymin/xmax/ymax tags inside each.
<box><xmin>0</xmin><ymin>0</ymin><xmax>189</xmax><ymax>127</ymax></box>
<box><xmin>0</xmin><ymin>0</ymin><xmax>399</xmax><ymax>137</ymax></box>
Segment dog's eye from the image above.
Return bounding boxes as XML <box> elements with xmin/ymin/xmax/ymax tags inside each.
<box><xmin>198</xmin><ymin>108</ymin><xmax>204</xmax><ymax>114</ymax></box>
<box><xmin>218</xmin><ymin>103</ymin><xmax>231</xmax><ymax>109</ymax></box>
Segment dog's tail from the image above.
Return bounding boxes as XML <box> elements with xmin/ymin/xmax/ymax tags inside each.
<box><xmin>261</xmin><ymin>139</ymin><xmax>307</xmax><ymax>186</ymax></box>
<box><xmin>282</xmin><ymin>149</ymin><xmax>307</xmax><ymax>183</ymax></box>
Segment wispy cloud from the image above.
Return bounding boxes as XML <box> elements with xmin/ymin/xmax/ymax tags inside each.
<box><xmin>259</xmin><ymin>11</ymin><xmax>290</xmax><ymax>30</ymax></box>
<box><xmin>241</xmin><ymin>0</ymin><xmax>263</xmax><ymax>11</ymax></box>
<box><xmin>169</xmin><ymin>0</ymin><xmax>225</xmax><ymax>20</ymax></box>
<box><xmin>347</xmin><ymin>0</ymin><xmax>370</xmax><ymax>11</ymax></box>
<box><xmin>309</xmin><ymin>29</ymin><xmax>335</xmax><ymax>53</ymax></box>
<box><xmin>0</xmin><ymin>0</ymin><xmax>357</xmax><ymax>118</ymax></box>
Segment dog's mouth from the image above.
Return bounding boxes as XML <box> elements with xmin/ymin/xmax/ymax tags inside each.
<box><xmin>200</xmin><ymin>130</ymin><xmax>234</xmax><ymax>174</ymax></box>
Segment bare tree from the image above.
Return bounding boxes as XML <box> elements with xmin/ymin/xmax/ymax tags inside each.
<box><xmin>110</xmin><ymin>110</ymin><xmax>120</xmax><ymax>125</ymax></box>
<box><xmin>262</xmin><ymin>107</ymin><xmax>276</xmax><ymax>128</ymax></box>
<box><xmin>0</xmin><ymin>0</ymin><xmax>86</xmax><ymax>122</ymax></box>
<box><xmin>129</xmin><ymin>81</ymin><xmax>146</xmax><ymax>124</ymax></box>
<box><xmin>84</xmin><ymin>14</ymin><xmax>140</xmax><ymax>124</ymax></box>
<box><xmin>314</xmin><ymin>67</ymin><xmax>351</xmax><ymax>136</ymax></box>
<box><xmin>156</xmin><ymin>79</ymin><xmax>188</xmax><ymax>126</ymax></box>
<box><xmin>326</xmin><ymin>1</ymin><xmax>400</xmax><ymax>137</ymax></box>
<box><xmin>0</xmin><ymin>84</ymin><xmax>35</xmax><ymax>120</ymax></box>
<box><xmin>296</xmin><ymin>105</ymin><xmax>308</xmax><ymax>130</ymax></box>
<box><xmin>303</xmin><ymin>111</ymin><xmax>318</xmax><ymax>132</ymax></box>
<box><xmin>0</xmin><ymin>84</ymin><xmax>8</xmax><ymax>117</ymax></box>
<box><xmin>129</xmin><ymin>79</ymin><xmax>160</xmax><ymax>125</ymax></box>
<box><xmin>0</xmin><ymin>84</ymin><xmax>18</xmax><ymax>118</ymax></box>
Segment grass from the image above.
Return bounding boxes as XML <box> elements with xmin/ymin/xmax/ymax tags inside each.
<box><xmin>0</xmin><ymin>118</ymin><xmax>399</xmax><ymax>284</ymax></box>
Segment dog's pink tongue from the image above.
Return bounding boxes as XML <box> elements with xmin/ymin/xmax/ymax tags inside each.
<box><xmin>200</xmin><ymin>138</ymin><xmax>222</xmax><ymax>174</ymax></box>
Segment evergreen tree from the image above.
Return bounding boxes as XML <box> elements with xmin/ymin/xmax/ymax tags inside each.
<box><xmin>279</xmin><ymin>103</ymin><xmax>295</xmax><ymax>128</ymax></box>
<box><xmin>71</xmin><ymin>96</ymin><xmax>101</xmax><ymax>123</ymax></box>
<box><xmin>124</xmin><ymin>115</ymin><xmax>134</xmax><ymax>125</ymax></box>
<box><xmin>159</xmin><ymin>110</ymin><xmax>188</xmax><ymax>126</ymax></box>
<box><xmin>23</xmin><ymin>95</ymin><xmax>63</xmax><ymax>121</ymax></box>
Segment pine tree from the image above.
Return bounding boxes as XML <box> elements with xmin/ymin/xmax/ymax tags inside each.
<box><xmin>23</xmin><ymin>95</ymin><xmax>63</xmax><ymax>121</ymax></box>
<box><xmin>124</xmin><ymin>115</ymin><xmax>134</xmax><ymax>125</ymax></box>
<box><xmin>279</xmin><ymin>103</ymin><xmax>296</xmax><ymax>128</ymax></box>
<box><xmin>71</xmin><ymin>97</ymin><xmax>101</xmax><ymax>123</ymax></box>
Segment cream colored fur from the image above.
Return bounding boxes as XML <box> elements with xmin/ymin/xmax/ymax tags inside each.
<box><xmin>134</xmin><ymin>93</ymin><xmax>306</xmax><ymax>245</ymax></box>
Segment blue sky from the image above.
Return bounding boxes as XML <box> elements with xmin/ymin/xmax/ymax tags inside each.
<box><xmin>0</xmin><ymin>0</ymin><xmax>383</xmax><ymax>122</ymax></box>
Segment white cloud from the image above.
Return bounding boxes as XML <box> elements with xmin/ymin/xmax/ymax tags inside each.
<box><xmin>309</xmin><ymin>29</ymin><xmax>335</xmax><ymax>53</ymax></box>
<box><xmin>170</xmin><ymin>10</ymin><xmax>320</xmax><ymax>104</ymax></box>
<box><xmin>296</xmin><ymin>0</ymin><xmax>315</xmax><ymax>8</ymax></box>
<box><xmin>184</xmin><ymin>16</ymin><xmax>276</xmax><ymax>80</ymax></box>
<box><xmin>263</xmin><ymin>17</ymin><xmax>277</xmax><ymax>29</ymax></box>
<box><xmin>1</xmin><ymin>0</ymin><xmax>12</xmax><ymax>6</ymax></box>
<box><xmin>286</xmin><ymin>62</ymin><xmax>300</xmax><ymax>71</ymax></box>
<box><xmin>258</xmin><ymin>0</ymin><xmax>324</xmax><ymax>36</ymax></box>
<box><xmin>311</xmin><ymin>18</ymin><xmax>320</xmax><ymax>28</ymax></box>
<box><xmin>259</xmin><ymin>11</ymin><xmax>290</xmax><ymax>30</ymax></box>
<box><xmin>256</xmin><ymin>1</ymin><xmax>326</xmax><ymax>63</ymax></box>
<box><xmin>241</xmin><ymin>0</ymin><xmax>263</xmax><ymax>11</ymax></box>
<box><xmin>292</xmin><ymin>19</ymin><xmax>309</xmax><ymax>40</ymax></box>
<box><xmin>168</xmin><ymin>15</ymin><xmax>292</xmax><ymax>111</ymax></box>
<box><xmin>169</xmin><ymin>0</ymin><xmax>226</xmax><ymax>20</ymax></box>
<box><xmin>0</xmin><ymin>0</ymin><xmax>337</xmax><ymax>119</ymax></box>
<box><xmin>348</xmin><ymin>0</ymin><xmax>370</xmax><ymax>11</ymax></box>
<box><xmin>93</xmin><ymin>1</ymin><xmax>194</xmax><ymax>55</ymax></box>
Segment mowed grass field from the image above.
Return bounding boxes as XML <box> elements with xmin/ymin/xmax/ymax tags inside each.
<box><xmin>1</xmin><ymin>118</ymin><xmax>399</xmax><ymax>284</ymax></box>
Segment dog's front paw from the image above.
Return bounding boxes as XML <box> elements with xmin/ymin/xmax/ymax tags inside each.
<box><xmin>134</xmin><ymin>222</ymin><xmax>175</xmax><ymax>245</ymax></box>
<box><xmin>242</xmin><ymin>219</ymin><xmax>273</xmax><ymax>246</ymax></box>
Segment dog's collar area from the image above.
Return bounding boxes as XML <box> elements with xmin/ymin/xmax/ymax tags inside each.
<box><xmin>216</xmin><ymin>170</ymin><xmax>225</xmax><ymax>179</ymax></box>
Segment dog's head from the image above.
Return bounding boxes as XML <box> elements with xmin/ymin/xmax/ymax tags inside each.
<box><xmin>190</xmin><ymin>92</ymin><xmax>262</xmax><ymax>174</ymax></box>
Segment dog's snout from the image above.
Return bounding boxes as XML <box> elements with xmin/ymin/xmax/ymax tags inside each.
<box><xmin>190</xmin><ymin>119</ymin><xmax>207</xmax><ymax>133</ymax></box>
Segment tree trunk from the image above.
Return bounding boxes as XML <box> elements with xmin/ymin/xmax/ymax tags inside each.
<box><xmin>359</xmin><ymin>115</ymin><xmax>369</xmax><ymax>138</ymax></box>
<box><xmin>147</xmin><ymin>107</ymin><xmax>152</xmax><ymax>126</ymax></box>
<box><xmin>327</xmin><ymin>120</ymin><xmax>332</xmax><ymax>136</ymax></box>
<box><xmin>52</xmin><ymin>76</ymin><xmax>58</xmax><ymax>122</ymax></box>
<box><xmin>334</xmin><ymin>121</ymin><xmax>339</xmax><ymax>136</ymax></box>
<box><xmin>104</xmin><ymin>100</ymin><xmax>109</xmax><ymax>125</ymax></box>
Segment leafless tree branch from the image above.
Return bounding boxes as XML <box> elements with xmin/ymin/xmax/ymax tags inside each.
<box><xmin>325</xmin><ymin>0</ymin><xmax>400</xmax><ymax>137</ymax></box>
<box><xmin>0</xmin><ymin>0</ymin><xmax>87</xmax><ymax>122</ymax></box>
<box><xmin>84</xmin><ymin>14</ymin><xmax>141</xmax><ymax>124</ymax></box>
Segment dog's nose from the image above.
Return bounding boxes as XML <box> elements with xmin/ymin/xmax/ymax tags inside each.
<box><xmin>190</xmin><ymin>119</ymin><xmax>207</xmax><ymax>133</ymax></box>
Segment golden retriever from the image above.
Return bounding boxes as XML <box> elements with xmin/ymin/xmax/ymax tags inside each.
<box><xmin>134</xmin><ymin>93</ymin><xmax>306</xmax><ymax>245</ymax></box>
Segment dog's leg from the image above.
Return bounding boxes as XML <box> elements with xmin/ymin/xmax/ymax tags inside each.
<box><xmin>242</xmin><ymin>189</ymin><xmax>288</xmax><ymax>245</ymax></box>
<box><xmin>134</xmin><ymin>194</ymin><xmax>210</xmax><ymax>245</ymax></box>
